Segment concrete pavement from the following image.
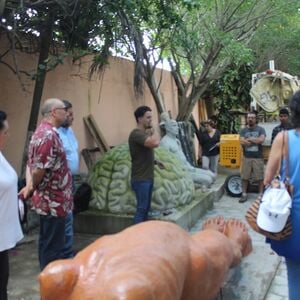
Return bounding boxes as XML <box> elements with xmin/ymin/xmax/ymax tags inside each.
<box><xmin>7</xmin><ymin>193</ymin><xmax>288</xmax><ymax>299</ymax></box>
<box><xmin>190</xmin><ymin>193</ymin><xmax>288</xmax><ymax>300</ymax></box>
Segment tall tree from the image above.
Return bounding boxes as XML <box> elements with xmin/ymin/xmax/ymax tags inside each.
<box><xmin>167</xmin><ymin>0</ymin><xmax>293</xmax><ymax>120</ymax></box>
<box><xmin>249</xmin><ymin>3</ymin><xmax>300</xmax><ymax>75</ymax></box>
<box><xmin>90</xmin><ymin>0</ymin><xmax>296</xmax><ymax>121</ymax></box>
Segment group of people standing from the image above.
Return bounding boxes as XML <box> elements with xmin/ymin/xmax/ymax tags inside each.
<box><xmin>0</xmin><ymin>98</ymin><xmax>79</xmax><ymax>299</ymax></box>
<box><xmin>264</xmin><ymin>91</ymin><xmax>300</xmax><ymax>300</ymax></box>
<box><xmin>239</xmin><ymin>108</ymin><xmax>293</xmax><ymax>204</ymax></box>
<box><xmin>128</xmin><ymin>91</ymin><xmax>300</xmax><ymax>300</ymax></box>
<box><xmin>1</xmin><ymin>91</ymin><xmax>300</xmax><ymax>299</ymax></box>
<box><xmin>234</xmin><ymin>93</ymin><xmax>300</xmax><ymax>300</ymax></box>
<box><xmin>128</xmin><ymin>108</ymin><xmax>221</xmax><ymax>225</ymax></box>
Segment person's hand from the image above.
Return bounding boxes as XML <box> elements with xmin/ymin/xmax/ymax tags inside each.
<box><xmin>247</xmin><ymin>137</ymin><xmax>257</xmax><ymax>144</ymax></box>
<box><xmin>18</xmin><ymin>185</ymin><xmax>33</xmax><ymax>200</ymax></box>
<box><xmin>146</xmin><ymin>127</ymin><xmax>155</xmax><ymax>136</ymax></box>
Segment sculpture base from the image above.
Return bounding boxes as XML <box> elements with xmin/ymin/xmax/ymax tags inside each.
<box><xmin>74</xmin><ymin>175</ymin><xmax>226</xmax><ymax>234</ymax></box>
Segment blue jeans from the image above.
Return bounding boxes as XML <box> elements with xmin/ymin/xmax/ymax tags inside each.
<box><xmin>62</xmin><ymin>212</ymin><xmax>74</xmax><ymax>258</ymax></box>
<box><xmin>131</xmin><ymin>180</ymin><xmax>153</xmax><ymax>224</ymax></box>
<box><xmin>286</xmin><ymin>258</ymin><xmax>300</xmax><ymax>300</ymax></box>
<box><xmin>39</xmin><ymin>215</ymin><xmax>66</xmax><ymax>270</ymax></box>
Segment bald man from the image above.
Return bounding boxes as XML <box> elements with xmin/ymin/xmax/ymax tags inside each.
<box><xmin>27</xmin><ymin>98</ymin><xmax>73</xmax><ymax>270</ymax></box>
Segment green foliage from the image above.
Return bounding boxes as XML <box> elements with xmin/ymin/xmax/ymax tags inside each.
<box><xmin>1</xmin><ymin>1</ymin><xmax>114</xmax><ymax>73</ymax></box>
<box><xmin>2</xmin><ymin>0</ymin><xmax>299</xmax><ymax>122</ymax></box>
<box><xmin>203</xmin><ymin>63</ymin><xmax>254</xmax><ymax>134</ymax></box>
<box><xmin>250</xmin><ymin>1</ymin><xmax>300</xmax><ymax>75</ymax></box>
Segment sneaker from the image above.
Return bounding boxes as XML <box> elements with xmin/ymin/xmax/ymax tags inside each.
<box><xmin>239</xmin><ymin>194</ymin><xmax>248</xmax><ymax>203</ymax></box>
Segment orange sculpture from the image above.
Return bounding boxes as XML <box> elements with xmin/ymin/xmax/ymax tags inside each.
<box><xmin>39</xmin><ymin>217</ymin><xmax>252</xmax><ymax>300</ymax></box>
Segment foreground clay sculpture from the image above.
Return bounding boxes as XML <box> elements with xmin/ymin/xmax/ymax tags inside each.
<box><xmin>39</xmin><ymin>217</ymin><xmax>252</xmax><ymax>300</ymax></box>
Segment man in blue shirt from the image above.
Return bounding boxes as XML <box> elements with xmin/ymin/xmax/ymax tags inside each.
<box><xmin>57</xmin><ymin>100</ymin><xmax>79</xmax><ymax>258</ymax></box>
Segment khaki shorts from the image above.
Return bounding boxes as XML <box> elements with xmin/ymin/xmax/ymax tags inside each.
<box><xmin>241</xmin><ymin>157</ymin><xmax>264</xmax><ymax>181</ymax></box>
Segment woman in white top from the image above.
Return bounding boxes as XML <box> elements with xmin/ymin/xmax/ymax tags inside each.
<box><xmin>0</xmin><ymin>111</ymin><xmax>23</xmax><ymax>300</ymax></box>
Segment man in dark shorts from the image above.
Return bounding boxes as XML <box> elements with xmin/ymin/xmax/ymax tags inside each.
<box><xmin>239</xmin><ymin>112</ymin><xmax>266</xmax><ymax>203</ymax></box>
<box><xmin>128</xmin><ymin>106</ymin><xmax>164</xmax><ymax>224</ymax></box>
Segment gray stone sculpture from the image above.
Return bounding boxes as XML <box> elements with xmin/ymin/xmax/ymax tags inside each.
<box><xmin>160</xmin><ymin>114</ymin><xmax>216</xmax><ymax>188</ymax></box>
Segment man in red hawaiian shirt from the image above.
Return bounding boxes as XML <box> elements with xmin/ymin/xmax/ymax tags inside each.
<box><xmin>28</xmin><ymin>98</ymin><xmax>73</xmax><ymax>270</ymax></box>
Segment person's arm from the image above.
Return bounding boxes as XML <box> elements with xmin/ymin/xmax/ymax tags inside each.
<box><xmin>144</xmin><ymin>128</ymin><xmax>160</xmax><ymax>148</ymax></box>
<box><xmin>18</xmin><ymin>165</ymin><xmax>34</xmax><ymax>199</ymax></box>
<box><xmin>240</xmin><ymin>136</ymin><xmax>251</xmax><ymax>146</ymax></box>
<box><xmin>144</xmin><ymin>136</ymin><xmax>160</xmax><ymax>148</ymax></box>
<box><xmin>247</xmin><ymin>134</ymin><xmax>265</xmax><ymax>145</ymax></box>
<box><xmin>263</xmin><ymin>132</ymin><xmax>283</xmax><ymax>186</ymax></box>
<box><xmin>31</xmin><ymin>168</ymin><xmax>46</xmax><ymax>189</ymax></box>
<box><xmin>215</xmin><ymin>130</ymin><xmax>221</xmax><ymax>147</ymax></box>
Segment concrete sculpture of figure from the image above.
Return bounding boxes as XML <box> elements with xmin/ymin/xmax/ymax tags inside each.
<box><xmin>39</xmin><ymin>217</ymin><xmax>252</xmax><ymax>300</ymax></box>
<box><xmin>160</xmin><ymin>114</ymin><xmax>216</xmax><ymax>187</ymax></box>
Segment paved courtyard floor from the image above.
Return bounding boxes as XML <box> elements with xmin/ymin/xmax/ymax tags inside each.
<box><xmin>7</xmin><ymin>193</ymin><xmax>288</xmax><ymax>300</ymax></box>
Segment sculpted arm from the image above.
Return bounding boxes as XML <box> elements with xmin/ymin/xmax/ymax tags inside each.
<box><xmin>198</xmin><ymin>143</ymin><xmax>203</xmax><ymax>158</ymax></box>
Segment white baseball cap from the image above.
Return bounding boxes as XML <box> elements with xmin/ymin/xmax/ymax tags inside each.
<box><xmin>257</xmin><ymin>188</ymin><xmax>292</xmax><ymax>233</ymax></box>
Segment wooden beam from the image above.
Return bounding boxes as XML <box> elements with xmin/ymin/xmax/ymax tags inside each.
<box><xmin>83</xmin><ymin>114</ymin><xmax>109</xmax><ymax>154</ymax></box>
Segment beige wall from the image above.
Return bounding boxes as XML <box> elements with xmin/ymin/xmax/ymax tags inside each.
<box><xmin>0</xmin><ymin>49</ymin><xmax>199</xmax><ymax>175</ymax></box>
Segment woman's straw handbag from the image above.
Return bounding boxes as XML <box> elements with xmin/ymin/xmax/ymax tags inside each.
<box><xmin>245</xmin><ymin>131</ymin><xmax>293</xmax><ymax>241</ymax></box>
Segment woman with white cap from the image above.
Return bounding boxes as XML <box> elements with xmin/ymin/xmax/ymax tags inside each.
<box><xmin>264</xmin><ymin>90</ymin><xmax>300</xmax><ymax>300</ymax></box>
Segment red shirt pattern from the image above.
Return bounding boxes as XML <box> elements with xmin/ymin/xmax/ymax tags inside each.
<box><xmin>28</xmin><ymin>121</ymin><xmax>73</xmax><ymax>217</ymax></box>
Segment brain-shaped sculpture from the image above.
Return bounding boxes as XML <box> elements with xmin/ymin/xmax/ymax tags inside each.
<box><xmin>88</xmin><ymin>143</ymin><xmax>195</xmax><ymax>214</ymax></box>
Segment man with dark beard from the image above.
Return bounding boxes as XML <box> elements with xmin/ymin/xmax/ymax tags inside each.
<box><xmin>239</xmin><ymin>112</ymin><xmax>266</xmax><ymax>203</ymax></box>
<box><xmin>128</xmin><ymin>106</ymin><xmax>164</xmax><ymax>224</ymax></box>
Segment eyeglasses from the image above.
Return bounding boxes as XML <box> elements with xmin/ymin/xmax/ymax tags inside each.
<box><xmin>54</xmin><ymin>107</ymin><xmax>68</xmax><ymax>112</ymax></box>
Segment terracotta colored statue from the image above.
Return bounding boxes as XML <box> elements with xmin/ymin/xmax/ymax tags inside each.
<box><xmin>39</xmin><ymin>217</ymin><xmax>252</xmax><ymax>300</ymax></box>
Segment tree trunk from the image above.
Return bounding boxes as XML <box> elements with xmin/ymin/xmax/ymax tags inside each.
<box><xmin>0</xmin><ymin>0</ymin><xmax>6</xmax><ymax>16</ymax></box>
<box><xmin>205</xmin><ymin>96</ymin><xmax>215</xmax><ymax>118</ymax></box>
<box><xmin>176</xmin><ymin>94</ymin><xmax>190</xmax><ymax>121</ymax></box>
<box><xmin>144</xmin><ymin>75</ymin><xmax>165</xmax><ymax>115</ymax></box>
<box><xmin>20</xmin><ymin>13</ymin><xmax>54</xmax><ymax>176</ymax></box>
<box><xmin>176</xmin><ymin>83</ymin><xmax>209</xmax><ymax>121</ymax></box>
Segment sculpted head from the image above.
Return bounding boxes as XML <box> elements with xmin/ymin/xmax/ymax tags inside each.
<box><xmin>165</xmin><ymin>119</ymin><xmax>179</xmax><ymax>137</ymax></box>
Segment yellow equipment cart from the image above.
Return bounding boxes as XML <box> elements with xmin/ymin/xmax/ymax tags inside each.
<box><xmin>219</xmin><ymin>134</ymin><xmax>243</xmax><ymax>197</ymax></box>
